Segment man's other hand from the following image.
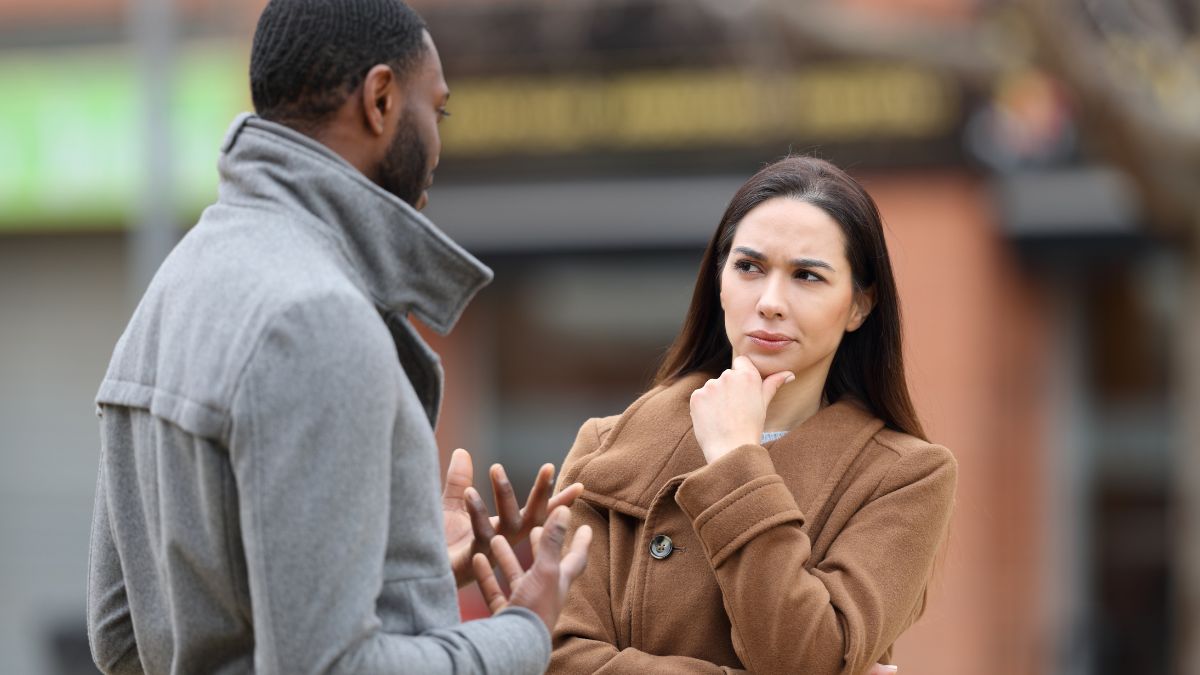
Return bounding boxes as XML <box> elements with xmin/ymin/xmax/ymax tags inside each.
<box><xmin>442</xmin><ymin>448</ymin><xmax>584</xmax><ymax>586</ymax></box>
<box><xmin>471</xmin><ymin>506</ymin><xmax>592</xmax><ymax>632</ymax></box>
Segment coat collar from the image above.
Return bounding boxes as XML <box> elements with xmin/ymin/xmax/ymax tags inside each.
<box><xmin>573</xmin><ymin>373</ymin><xmax>885</xmax><ymax>518</ymax></box>
<box><xmin>217</xmin><ymin>113</ymin><xmax>492</xmax><ymax>334</ymax></box>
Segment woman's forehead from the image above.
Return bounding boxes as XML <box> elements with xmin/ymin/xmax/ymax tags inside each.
<box><xmin>732</xmin><ymin>199</ymin><xmax>847</xmax><ymax>261</ymax></box>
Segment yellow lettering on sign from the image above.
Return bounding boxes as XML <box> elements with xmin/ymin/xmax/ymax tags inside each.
<box><xmin>441</xmin><ymin>64</ymin><xmax>957</xmax><ymax>157</ymax></box>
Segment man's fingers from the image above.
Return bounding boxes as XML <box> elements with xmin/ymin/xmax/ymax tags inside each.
<box><xmin>465</xmin><ymin>487</ymin><xmax>497</xmax><ymax>545</ymax></box>
<box><xmin>560</xmin><ymin>524</ymin><xmax>592</xmax><ymax>582</ymax></box>
<box><xmin>546</xmin><ymin>482</ymin><xmax>583</xmax><ymax>512</ymax></box>
<box><xmin>761</xmin><ymin>370</ymin><xmax>795</xmax><ymax>406</ymax></box>
<box><xmin>490</xmin><ymin>535</ymin><xmax>524</xmax><ymax>585</ymax></box>
<box><xmin>519</xmin><ymin>464</ymin><xmax>554</xmax><ymax>528</ymax></box>
<box><xmin>472</xmin><ymin>552</ymin><xmax>508</xmax><ymax>615</ymax></box>
<box><xmin>535</xmin><ymin>506</ymin><xmax>570</xmax><ymax>567</ymax></box>
<box><xmin>490</xmin><ymin>464</ymin><xmax>522</xmax><ymax>534</ymax></box>
<box><xmin>866</xmin><ymin>665</ymin><xmax>898</xmax><ymax>675</ymax></box>
<box><xmin>442</xmin><ymin>448</ymin><xmax>473</xmax><ymax>508</ymax></box>
<box><xmin>530</xmin><ymin>526</ymin><xmax>543</xmax><ymax>554</ymax></box>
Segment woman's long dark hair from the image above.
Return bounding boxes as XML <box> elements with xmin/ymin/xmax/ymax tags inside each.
<box><xmin>655</xmin><ymin>155</ymin><xmax>926</xmax><ymax>440</ymax></box>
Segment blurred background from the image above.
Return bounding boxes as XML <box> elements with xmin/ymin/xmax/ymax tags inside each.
<box><xmin>2</xmin><ymin>0</ymin><xmax>1197</xmax><ymax>673</ymax></box>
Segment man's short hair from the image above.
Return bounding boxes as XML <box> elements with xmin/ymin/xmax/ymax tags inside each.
<box><xmin>250</xmin><ymin>0</ymin><xmax>429</xmax><ymax>130</ymax></box>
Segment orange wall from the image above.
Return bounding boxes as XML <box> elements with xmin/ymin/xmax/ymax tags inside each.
<box><xmin>841</xmin><ymin>0</ymin><xmax>978</xmax><ymax>21</ymax></box>
<box><xmin>866</xmin><ymin>170</ymin><xmax>1051</xmax><ymax>674</ymax></box>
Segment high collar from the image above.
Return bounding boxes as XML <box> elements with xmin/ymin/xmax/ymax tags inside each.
<box><xmin>216</xmin><ymin>113</ymin><xmax>492</xmax><ymax>334</ymax></box>
<box><xmin>573</xmin><ymin>373</ymin><xmax>885</xmax><ymax>518</ymax></box>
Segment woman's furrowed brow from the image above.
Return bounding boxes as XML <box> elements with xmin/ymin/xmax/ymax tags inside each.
<box><xmin>735</xmin><ymin>247</ymin><xmax>836</xmax><ymax>272</ymax></box>
<box><xmin>791</xmin><ymin>257</ymin><xmax>835</xmax><ymax>272</ymax></box>
<box><xmin>732</xmin><ymin>246</ymin><xmax>765</xmax><ymax>260</ymax></box>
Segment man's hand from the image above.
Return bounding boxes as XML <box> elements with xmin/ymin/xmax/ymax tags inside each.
<box><xmin>471</xmin><ymin>506</ymin><xmax>592</xmax><ymax>632</ymax></box>
<box><xmin>867</xmin><ymin>665</ymin><xmax>898</xmax><ymax>674</ymax></box>
<box><xmin>442</xmin><ymin>448</ymin><xmax>585</xmax><ymax>587</ymax></box>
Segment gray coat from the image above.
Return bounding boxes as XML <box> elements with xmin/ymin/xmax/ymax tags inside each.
<box><xmin>87</xmin><ymin>114</ymin><xmax>550</xmax><ymax>674</ymax></box>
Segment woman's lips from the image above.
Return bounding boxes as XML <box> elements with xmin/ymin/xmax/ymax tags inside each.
<box><xmin>747</xmin><ymin>331</ymin><xmax>793</xmax><ymax>351</ymax></box>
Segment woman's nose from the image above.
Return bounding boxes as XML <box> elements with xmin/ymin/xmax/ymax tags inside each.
<box><xmin>756</xmin><ymin>276</ymin><xmax>786</xmax><ymax>319</ymax></box>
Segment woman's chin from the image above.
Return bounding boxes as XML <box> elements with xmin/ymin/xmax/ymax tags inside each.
<box><xmin>742</xmin><ymin>354</ymin><xmax>787</xmax><ymax>378</ymax></box>
<box><xmin>751</xmin><ymin>354</ymin><xmax>820</xmax><ymax>384</ymax></box>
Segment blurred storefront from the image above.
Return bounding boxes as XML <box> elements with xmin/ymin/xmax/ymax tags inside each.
<box><xmin>0</xmin><ymin>1</ymin><xmax>1178</xmax><ymax>674</ymax></box>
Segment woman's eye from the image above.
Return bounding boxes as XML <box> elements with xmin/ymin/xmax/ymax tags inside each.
<box><xmin>795</xmin><ymin>270</ymin><xmax>824</xmax><ymax>282</ymax></box>
<box><xmin>732</xmin><ymin>260</ymin><xmax>761</xmax><ymax>273</ymax></box>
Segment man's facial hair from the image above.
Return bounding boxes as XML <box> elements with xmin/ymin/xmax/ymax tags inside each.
<box><xmin>377</xmin><ymin>107</ymin><xmax>428</xmax><ymax>208</ymax></box>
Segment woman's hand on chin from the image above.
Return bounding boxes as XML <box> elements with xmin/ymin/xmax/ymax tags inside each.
<box><xmin>689</xmin><ymin>355</ymin><xmax>794</xmax><ymax>464</ymax></box>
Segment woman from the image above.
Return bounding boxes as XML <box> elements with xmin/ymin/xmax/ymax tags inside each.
<box><xmin>547</xmin><ymin>156</ymin><xmax>957</xmax><ymax>674</ymax></box>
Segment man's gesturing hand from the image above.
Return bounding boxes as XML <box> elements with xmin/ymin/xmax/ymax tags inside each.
<box><xmin>471</xmin><ymin>506</ymin><xmax>592</xmax><ymax>632</ymax></box>
<box><xmin>442</xmin><ymin>448</ymin><xmax>585</xmax><ymax>587</ymax></box>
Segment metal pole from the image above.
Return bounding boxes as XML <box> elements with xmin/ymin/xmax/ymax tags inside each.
<box><xmin>1176</xmin><ymin>244</ymin><xmax>1200</xmax><ymax>675</ymax></box>
<box><xmin>1044</xmin><ymin>275</ymin><xmax>1097</xmax><ymax>675</ymax></box>
<box><xmin>129</xmin><ymin>0</ymin><xmax>177</xmax><ymax>304</ymax></box>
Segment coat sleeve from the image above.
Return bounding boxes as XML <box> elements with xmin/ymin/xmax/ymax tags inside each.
<box><xmin>548</xmin><ymin>419</ymin><xmax>747</xmax><ymax>675</ymax></box>
<box><xmin>229</xmin><ymin>295</ymin><xmax>549</xmax><ymax>675</ymax></box>
<box><xmin>674</xmin><ymin>442</ymin><xmax>957</xmax><ymax>675</ymax></box>
<box><xmin>86</xmin><ymin>444</ymin><xmax>144</xmax><ymax>674</ymax></box>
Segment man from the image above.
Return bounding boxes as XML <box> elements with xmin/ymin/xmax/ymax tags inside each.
<box><xmin>86</xmin><ymin>1</ymin><xmax>590</xmax><ymax>672</ymax></box>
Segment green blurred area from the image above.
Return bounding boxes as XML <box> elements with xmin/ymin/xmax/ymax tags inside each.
<box><xmin>0</xmin><ymin>43</ymin><xmax>248</xmax><ymax>230</ymax></box>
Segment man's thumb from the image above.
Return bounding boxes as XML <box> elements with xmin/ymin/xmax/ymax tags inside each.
<box><xmin>762</xmin><ymin>371</ymin><xmax>795</xmax><ymax>404</ymax></box>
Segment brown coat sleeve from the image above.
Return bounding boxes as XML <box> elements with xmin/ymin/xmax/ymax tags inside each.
<box><xmin>548</xmin><ymin>418</ymin><xmax>747</xmax><ymax>674</ymax></box>
<box><xmin>674</xmin><ymin>441</ymin><xmax>957</xmax><ymax>675</ymax></box>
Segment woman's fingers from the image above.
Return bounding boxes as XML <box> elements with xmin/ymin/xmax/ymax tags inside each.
<box><xmin>472</xmin><ymin>552</ymin><xmax>508</xmax><ymax>615</ymax></box>
<box><xmin>731</xmin><ymin>354</ymin><xmax>758</xmax><ymax>376</ymax></box>
<box><xmin>691</xmin><ymin>357</ymin><xmax>781</xmax><ymax>464</ymax></box>
<box><xmin>760</xmin><ymin>369</ymin><xmax>795</xmax><ymax>406</ymax></box>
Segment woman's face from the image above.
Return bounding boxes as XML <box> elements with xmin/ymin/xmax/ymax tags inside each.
<box><xmin>719</xmin><ymin>197</ymin><xmax>872</xmax><ymax>382</ymax></box>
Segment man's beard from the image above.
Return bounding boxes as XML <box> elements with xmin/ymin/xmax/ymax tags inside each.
<box><xmin>377</xmin><ymin>108</ymin><xmax>429</xmax><ymax>208</ymax></box>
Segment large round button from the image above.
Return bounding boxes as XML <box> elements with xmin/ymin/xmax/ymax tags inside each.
<box><xmin>649</xmin><ymin>534</ymin><xmax>674</xmax><ymax>560</ymax></box>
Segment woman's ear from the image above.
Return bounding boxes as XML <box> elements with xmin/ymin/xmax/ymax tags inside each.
<box><xmin>846</xmin><ymin>285</ymin><xmax>876</xmax><ymax>332</ymax></box>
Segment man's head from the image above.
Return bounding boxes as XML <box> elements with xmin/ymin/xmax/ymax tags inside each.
<box><xmin>250</xmin><ymin>0</ymin><xmax>450</xmax><ymax>209</ymax></box>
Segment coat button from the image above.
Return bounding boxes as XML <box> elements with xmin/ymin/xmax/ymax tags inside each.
<box><xmin>649</xmin><ymin>534</ymin><xmax>674</xmax><ymax>560</ymax></box>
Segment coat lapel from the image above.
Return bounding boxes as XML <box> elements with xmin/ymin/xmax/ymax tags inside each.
<box><xmin>573</xmin><ymin>373</ymin><xmax>707</xmax><ymax>518</ymax></box>
<box><xmin>763</xmin><ymin>401</ymin><xmax>884</xmax><ymax>520</ymax></box>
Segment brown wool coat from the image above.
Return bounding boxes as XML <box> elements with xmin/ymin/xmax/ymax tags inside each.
<box><xmin>548</xmin><ymin>373</ymin><xmax>957</xmax><ymax>675</ymax></box>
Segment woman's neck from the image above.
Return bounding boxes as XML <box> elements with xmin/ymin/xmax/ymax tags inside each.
<box><xmin>763</xmin><ymin>369</ymin><xmax>827</xmax><ymax>432</ymax></box>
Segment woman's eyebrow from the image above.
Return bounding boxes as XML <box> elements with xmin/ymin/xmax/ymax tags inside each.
<box><xmin>734</xmin><ymin>247</ymin><xmax>836</xmax><ymax>272</ymax></box>
<box><xmin>733</xmin><ymin>246</ymin><xmax>765</xmax><ymax>260</ymax></box>
<box><xmin>791</xmin><ymin>257</ymin><xmax>835</xmax><ymax>272</ymax></box>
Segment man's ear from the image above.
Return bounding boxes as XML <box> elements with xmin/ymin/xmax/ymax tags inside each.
<box><xmin>847</xmin><ymin>285</ymin><xmax>876</xmax><ymax>332</ymax></box>
<box><xmin>359</xmin><ymin>64</ymin><xmax>399</xmax><ymax>137</ymax></box>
